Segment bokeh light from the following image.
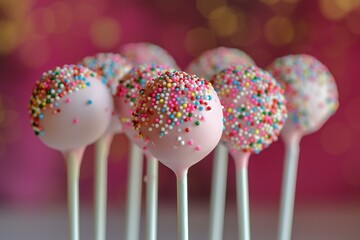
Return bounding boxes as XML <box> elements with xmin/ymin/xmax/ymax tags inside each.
<box><xmin>208</xmin><ymin>6</ymin><xmax>238</xmax><ymax>37</ymax></box>
<box><xmin>264</xmin><ymin>16</ymin><xmax>295</xmax><ymax>46</ymax></box>
<box><xmin>196</xmin><ymin>0</ymin><xmax>227</xmax><ymax>18</ymax></box>
<box><xmin>184</xmin><ymin>27</ymin><xmax>217</xmax><ymax>56</ymax></box>
<box><xmin>89</xmin><ymin>17</ymin><xmax>121</xmax><ymax>50</ymax></box>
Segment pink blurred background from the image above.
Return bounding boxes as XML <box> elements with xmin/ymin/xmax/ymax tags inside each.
<box><xmin>0</xmin><ymin>0</ymin><xmax>359</xmax><ymax>208</ymax></box>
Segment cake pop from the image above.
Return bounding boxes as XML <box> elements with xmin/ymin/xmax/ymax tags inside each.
<box><xmin>186</xmin><ymin>47</ymin><xmax>255</xmax><ymax>80</ymax></box>
<box><xmin>187</xmin><ymin>47</ymin><xmax>256</xmax><ymax>240</ymax></box>
<box><xmin>267</xmin><ymin>54</ymin><xmax>339</xmax><ymax>240</ymax></box>
<box><xmin>116</xmin><ymin>64</ymin><xmax>174</xmax><ymax>240</ymax></box>
<box><xmin>29</xmin><ymin>65</ymin><xmax>113</xmax><ymax>240</ymax></box>
<box><xmin>120</xmin><ymin>42</ymin><xmax>180</xmax><ymax>69</ymax></box>
<box><xmin>133</xmin><ymin>71</ymin><xmax>224</xmax><ymax>240</ymax></box>
<box><xmin>211</xmin><ymin>65</ymin><xmax>287</xmax><ymax>240</ymax></box>
<box><xmin>80</xmin><ymin>53</ymin><xmax>132</xmax><ymax>240</ymax></box>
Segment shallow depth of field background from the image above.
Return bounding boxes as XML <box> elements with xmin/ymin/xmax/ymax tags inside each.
<box><xmin>0</xmin><ymin>0</ymin><xmax>359</xmax><ymax>210</ymax></box>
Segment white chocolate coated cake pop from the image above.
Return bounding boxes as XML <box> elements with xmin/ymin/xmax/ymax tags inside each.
<box><xmin>186</xmin><ymin>47</ymin><xmax>255</xmax><ymax>80</ymax></box>
<box><xmin>120</xmin><ymin>42</ymin><xmax>180</xmax><ymax>69</ymax></box>
<box><xmin>81</xmin><ymin>53</ymin><xmax>132</xmax><ymax>134</ymax></box>
<box><xmin>211</xmin><ymin>65</ymin><xmax>287</xmax><ymax>155</ymax></box>
<box><xmin>267</xmin><ymin>54</ymin><xmax>339</xmax><ymax>138</ymax></box>
<box><xmin>115</xmin><ymin>64</ymin><xmax>174</xmax><ymax>147</ymax></box>
<box><xmin>132</xmin><ymin>71</ymin><xmax>224</xmax><ymax>172</ymax></box>
<box><xmin>29</xmin><ymin>64</ymin><xmax>113</xmax><ymax>151</ymax></box>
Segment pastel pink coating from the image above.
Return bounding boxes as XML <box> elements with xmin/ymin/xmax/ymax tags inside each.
<box><xmin>186</xmin><ymin>47</ymin><xmax>255</xmax><ymax>80</ymax></box>
<box><xmin>115</xmin><ymin>64</ymin><xmax>174</xmax><ymax>147</ymax></box>
<box><xmin>133</xmin><ymin>71</ymin><xmax>224</xmax><ymax>172</ymax></box>
<box><xmin>211</xmin><ymin>65</ymin><xmax>287</xmax><ymax>155</ymax></box>
<box><xmin>80</xmin><ymin>53</ymin><xmax>133</xmax><ymax>134</ymax></box>
<box><xmin>267</xmin><ymin>54</ymin><xmax>339</xmax><ymax>137</ymax></box>
<box><xmin>120</xmin><ymin>42</ymin><xmax>180</xmax><ymax>69</ymax></box>
<box><xmin>29</xmin><ymin>65</ymin><xmax>113</xmax><ymax>151</ymax></box>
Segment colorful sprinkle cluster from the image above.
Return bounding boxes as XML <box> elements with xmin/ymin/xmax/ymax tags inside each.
<box><xmin>116</xmin><ymin>64</ymin><xmax>173</xmax><ymax>124</ymax></box>
<box><xmin>267</xmin><ymin>54</ymin><xmax>339</xmax><ymax>131</ymax></box>
<box><xmin>186</xmin><ymin>47</ymin><xmax>255</xmax><ymax>80</ymax></box>
<box><xmin>80</xmin><ymin>53</ymin><xmax>132</xmax><ymax>94</ymax></box>
<box><xmin>120</xmin><ymin>42</ymin><xmax>180</xmax><ymax>69</ymax></box>
<box><xmin>133</xmin><ymin>71</ymin><xmax>218</xmax><ymax>148</ymax></box>
<box><xmin>211</xmin><ymin>65</ymin><xmax>287</xmax><ymax>154</ymax></box>
<box><xmin>29</xmin><ymin>65</ymin><xmax>98</xmax><ymax>136</ymax></box>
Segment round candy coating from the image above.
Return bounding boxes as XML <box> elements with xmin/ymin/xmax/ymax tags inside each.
<box><xmin>267</xmin><ymin>54</ymin><xmax>339</xmax><ymax>136</ymax></box>
<box><xmin>186</xmin><ymin>47</ymin><xmax>255</xmax><ymax>80</ymax></box>
<box><xmin>120</xmin><ymin>42</ymin><xmax>179</xmax><ymax>69</ymax></box>
<box><xmin>81</xmin><ymin>53</ymin><xmax>132</xmax><ymax>134</ymax></box>
<box><xmin>133</xmin><ymin>71</ymin><xmax>224</xmax><ymax>172</ymax></box>
<box><xmin>211</xmin><ymin>65</ymin><xmax>287</xmax><ymax>154</ymax></box>
<box><xmin>29</xmin><ymin>65</ymin><xmax>113</xmax><ymax>151</ymax></box>
<box><xmin>115</xmin><ymin>64</ymin><xmax>174</xmax><ymax>146</ymax></box>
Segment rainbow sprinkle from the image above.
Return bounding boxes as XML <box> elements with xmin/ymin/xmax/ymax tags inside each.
<box><xmin>81</xmin><ymin>53</ymin><xmax>132</xmax><ymax>94</ymax></box>
<box><xmin>120</xmin><ymin>42</ymin><xmax>179</xmax><ymax>69</ymax></box>
<box><xmin>116</xmin><ymin>64</ymin><xmax>174</xmax><ymax>125</ymax></box>
<box><xmin>267</xmin><ymin>54</ymin><xmax>339</xmax><ymax>132</ymax></box>
<box><xmin>28</xmin><ymin>65</ymin><xmax>98</xmax><ymax>136</ymax></box>
<box><xmin>186</xmin><ymin>47</ymin><xmax>255</xmax><ymax>80</ymax></box>
<box><xmin>211</xmin><ymin>65</ymin><xmax>287</xmax><ymax>154</ymax></box>
<box><xmin>133</xmin><ymin>71</ymin><xmax>217</xmax><ymax>143</ymax></box>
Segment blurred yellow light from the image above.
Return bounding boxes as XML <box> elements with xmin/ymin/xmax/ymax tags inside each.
<box><xmin>319</xmin><ymin>0</ymin><xmax>360</xmax><ymax>21</ymax></box>
<box><xmin>196</xmin><ymin>0</ymin><xmax>227</xmax><ymax>18</ymax></box>
<box><xmin>230</xmin><ymin>13</ymin><xmax>261</xmax><ymax>47</ymax></box>
<box><xmin>0</xmin><ymin>20</ymin><xmax>19</xmax><ymax>55</ymax></box>
<box><xmin>264</xmin><ymin>16</ymin><xmax>294</xmax><ymax>46</ymax></box>
<box><xmin>184</xmin><ymin>27</ymin><xmax>217</xmax><ymax>57</ymax></box>
<box><xmin>90</xmin><ymin>17</ymin><xmax>120</xmax><ymax>50</ymax></box>
<box><xmin>259</xmin><ymin>0</ymin><xmax>280</xmax><ymax>5</ymax></box>
<box><xmin>208</xmin><ymin>6</ymin><xmax>238</xmax><ymax>37</ymax></box>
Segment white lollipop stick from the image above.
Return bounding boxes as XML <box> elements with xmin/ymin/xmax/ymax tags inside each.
<box><xmin>125</xmin><ymin>143</ymin><xmax>144</xmax><ymax>240</ymax></box>
<box><xmin>145</xmin><ymin>153</ymin><xmax>159</xmax><ymax>240</ymax></box>
<box><xmin>63</xmin><ymin>148</ymin><xmax>85</xmax><ymax>240</ymax></box>
<box><xmin>176</xmin><ymin>169</ymin><xmax>189</xmax><ymax>240</ymax></box>
<box><xmin>94</xmin><ymin>134</ymin><xmax>113</xmax><ymax>240</ymax></box>
<box><xmin>278</xmin><ymin>134</ymin><xmax>300</xmax><ymax>240</ymax></box>
<box><xmin>234</xmin><ymin>152</ymin><xmax>251</xmax><ymax>240</ymax></box>
<box><xmin>209</xmin><ymin>144</ymin><xmax>228</xmax><ymax>240</ymax></box>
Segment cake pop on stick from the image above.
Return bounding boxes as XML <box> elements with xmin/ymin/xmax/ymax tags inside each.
<box><xmin>81</xmin><ymin>53</ymin><xmax>132</xmax><ymax>240</ymax></box>
<box><xmin>187</xmin><ymin>47</ymin><xmax>255</xmax><ymax>240</ymax></box>
<box><xmin>211</xmin><ymin>65</ymin><xmax>287</xmax><ymax>240</ymax></box>
<box><xmin>120</xmin><ymin>42</ymin><xmax>180</xmax><ymax>69</ymax></box>
<box><xmin>116</xmin><ymin>64</ymin><xmax>174</xmax><ymax>240</ymax></box>
<box><xmin>267</xmin><ymin>54</ymin><xmax>339</xmax><ymax>240</ymax></box>
<box><xmin>29</xmin><ymin>65</ymin><xmax>113</xmax><ymax>240</ymax></box>
<box><xmin>133</xmin><ymin>71</ymin><xmax>224</xmax><ymax>240</ymax></box>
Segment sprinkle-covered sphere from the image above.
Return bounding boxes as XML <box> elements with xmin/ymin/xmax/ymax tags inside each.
<box><xmin>81</xmin><ymin>53</ymin><xmax>132</xmax><ymax>134</ymax></box>
<box><xmin>120</xmin><ymin>42</ymin><xmax>179</xmax><ymax>69</ymax></box>
<box><xmin>211</xmin><ymin>65</ymin><xmax>287</xmax><ymax>155</ymax></box>
<box><xmin>29</xmin><ymin>65</ymin><xmax>113</xmax><ymax>151</ymax></box>
<box><xmin>80</xmin><ymin>53</ymin><xmax>132</xmax><ymax>94</ymax></box>
<box><xmin>186</xmin><ymin>47</ymin><xmax>255</xmax><ymax>80</ymax></box>
<box><xmin>133</xmin><ymin>71</ymin><xmax>224</xmax><ymax>172</ymax></box>
<box><xmin>115</xmin><ymin>64</ymin><xmax>174</xmax><ymax>146</ymax></box>
<box><xmin>267</xmin><ymin>54</ymin><xmax>339</xmax><ymax>137</ymax></box>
